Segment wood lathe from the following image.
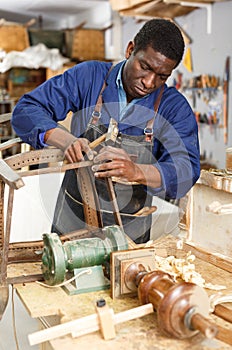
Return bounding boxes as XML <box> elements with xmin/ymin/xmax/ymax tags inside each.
<box><xmin>27</xmin><ymin>245</ymin><xmax>232</xmax><ymax>346</ymax></box>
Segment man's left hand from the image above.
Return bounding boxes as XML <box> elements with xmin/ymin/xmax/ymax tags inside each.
<box><xmin>92</xmin><ymin>146</ymin><xmax>140</xmax><ymax>182</ymax></box>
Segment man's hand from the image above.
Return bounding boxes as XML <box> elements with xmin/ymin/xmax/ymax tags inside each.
<box><xmin>44</xmin><ymin>127</ymin><xmax>94</xmax><ymax>163</ymax></box>
<box><xmin>64</xmin><ymin>138</ymin><xmax>94</xmax><ymax>163</ymax></box>
<box><xmin>92</xmin><ymin>145</ymin><xmax>162</xmax><ymax>188</ymax></box>
<box><xmin>92</xmin><ymin>146</ymin><xmax>142</xmax><ymax>183</ymax></box>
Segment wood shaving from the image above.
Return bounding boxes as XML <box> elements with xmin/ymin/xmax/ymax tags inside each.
<box><xmin>176</xmin><ymin>239</ymin><xmax>184</xmax><ymax>250</ymax></box>
<box><xmin>155</xmin><ymin>252</ymin><xmax>226</xmax><ymax>291</ymax></box>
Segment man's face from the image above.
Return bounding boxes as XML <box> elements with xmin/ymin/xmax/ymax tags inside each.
<box><xmin>122</xmin><ymin>42</ymin><xmax>177</xmax><ymax>102</ymax></box>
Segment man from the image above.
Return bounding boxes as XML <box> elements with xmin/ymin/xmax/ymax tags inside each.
<box><xmin>11</xmin><ymin>18</ymin><xmax>200</xmax><ymax>243</ymax></box>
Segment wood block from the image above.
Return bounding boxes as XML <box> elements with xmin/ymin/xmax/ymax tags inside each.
<box><xmin>110</xmin><ymin>248</ymin><xmax>157</xmax><ymax>299</ymax></box>
<box><xmin>95</xmin><ymin>302</ymin><xmax>116</xmax><ymax>340</ymax></box>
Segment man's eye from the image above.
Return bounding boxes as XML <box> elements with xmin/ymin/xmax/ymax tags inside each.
<box><xmin>160</xmin><ymin>75</ymin><xmax>167</xmax><ymax>80</ymax></box>
<box><xmin>141</xmin><ymin>63</ymin><xmax>149</xmax><ymax>70</ymax></box>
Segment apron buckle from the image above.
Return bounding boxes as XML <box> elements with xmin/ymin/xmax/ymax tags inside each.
<box><xmin>92</xmin><ymin>110</ymin><xmax>101</xmax><ymax>119</ymax></box>
<box><xmin>92</xmin><ymin>110</ymin><xmax>101</xmax><ymax>124</ymax></box>
<box><xmin>144</xmin><ymin>127</ymin><xmax>153</xmax><ymax>143</ymax></box>
<box><xmin>144</xmin><ymin>127</ymin><xmax>153</xmax><ymax>135</ymax></box>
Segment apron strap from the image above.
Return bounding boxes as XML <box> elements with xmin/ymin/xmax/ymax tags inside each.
<box><xmin>91</xmin><ymin>85</ymin><xmax>106</xmax><ymax>125</ymax></box>
<box><xmin>144</xmin><ymin>84</ymin><xmax>164</xmax><ymax>142</ymax></box>
<box><xmin>91</xmin><ymin>64</ymin><xmax>114</xmax><ymax>125</ymax></box>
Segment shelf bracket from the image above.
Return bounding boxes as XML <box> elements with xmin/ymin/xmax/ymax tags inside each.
<box><xmin>180</xmin><ymin>1</ymin><xmax>212</xmax><ymax>34</ymax></box>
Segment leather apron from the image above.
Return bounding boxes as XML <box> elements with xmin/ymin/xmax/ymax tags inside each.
<box><xmin>52</xmin><ymin>84</ymin><xmax>164</xmax><ymax>244</ymax></box>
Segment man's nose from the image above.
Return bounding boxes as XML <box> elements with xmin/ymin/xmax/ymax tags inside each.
<box><xmin>142</xmin><ymin>72</ymin><xmax>156</xmax><ymax>90</ymax></box>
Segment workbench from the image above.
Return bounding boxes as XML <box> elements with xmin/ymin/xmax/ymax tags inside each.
<box><xmin>10</xmin><ymin>236</ymin><xmax>232</xmax><ymax>350</ymax></box>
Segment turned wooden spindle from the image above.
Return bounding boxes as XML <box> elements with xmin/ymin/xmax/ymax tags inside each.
<box><xmin>124</xmin><ymin>263</ymin><xmax>218</xmax><ymax>340</ymax></box>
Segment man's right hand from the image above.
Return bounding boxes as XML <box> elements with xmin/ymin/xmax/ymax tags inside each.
<box><xmin>64</xmin><ymin>138</ymin><xmax>94</xmax><ymax>163</ymax></box>
<box><xmin>44</xmin><ymin>127</ymin><xmax>94</xmax><ymax>163</ymax></box>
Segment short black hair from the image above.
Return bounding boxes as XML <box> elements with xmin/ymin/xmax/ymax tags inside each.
<box><xmin>133</xmin><ymin>18</ymin><xmax>185</xmax><ymax>67</ymax></box>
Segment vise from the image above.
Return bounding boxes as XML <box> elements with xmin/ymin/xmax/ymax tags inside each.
<box><xmin>41</xmin><ymin>225</ymin><xmax>128</xmax><ymax>294</ymax></box>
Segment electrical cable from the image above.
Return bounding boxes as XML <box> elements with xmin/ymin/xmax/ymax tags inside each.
<box><xmin>36</xmin><ymin>268</ymin><xmax>92</xmax><ymax>288</ymax></box>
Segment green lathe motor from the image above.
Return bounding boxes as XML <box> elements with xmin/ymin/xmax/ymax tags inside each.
<box><xmin>41</xmin><ymin>225</ymin><xmax>128</xmax><ymax>294</ymax></box>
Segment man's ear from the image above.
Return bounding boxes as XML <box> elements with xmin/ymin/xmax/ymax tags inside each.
<box><xmin>125</xmin><ymin>41</ymin><xmax>135</xmax><ymax>59</ymax></box>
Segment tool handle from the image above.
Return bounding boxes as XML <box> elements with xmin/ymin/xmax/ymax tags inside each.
<box><xmin>89</xmin><ymin>133</ymin><xmax>106</xmax><ymax>150</ymax></box>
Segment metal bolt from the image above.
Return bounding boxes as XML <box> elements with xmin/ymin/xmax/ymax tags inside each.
<box><xmin>96</xmin><ymin>298</ymin><xmax>106</xmax><ymax>307</ymax></box>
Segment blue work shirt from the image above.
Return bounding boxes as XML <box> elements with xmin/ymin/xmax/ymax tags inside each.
<box><xmin>11</xmin><ymin>60</ymin><xmax>200</xmax><ymax>199</ymax></box>
<box><xmin>116</xmin><ymin>62</ymin><xmax>148</xmax><ymax>120</ymax></box>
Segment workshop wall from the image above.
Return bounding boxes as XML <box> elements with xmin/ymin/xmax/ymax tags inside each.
<box><xmin>177</xmin><ymin>1</ymin><xmax>232</xmax><ymax>169</ymax></box>
<box><xmin>121</xmin><ymin>1</ymin><xmax>232</xmax><ymax>169</ymax></box>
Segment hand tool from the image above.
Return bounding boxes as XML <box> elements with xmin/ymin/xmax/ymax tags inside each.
<box><xmin>28</xmin><ymin>301</ymin><xmax>155</xmax><ymax>345</ymax></box>
<box><xmin>76</xmin><ymin>123</ymin><xmax>120</xmax><ymax>230</ymax></box>
<box><xmin>104</xmin><ymin>117</ymin><xmax>123</xmax><ymax>226</ymax></box>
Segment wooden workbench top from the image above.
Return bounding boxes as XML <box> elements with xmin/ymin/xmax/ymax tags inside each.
<box><xmin>10</xmin><ymin>238</ymin><xmax>232</xmax><ymax>350</ymax></box>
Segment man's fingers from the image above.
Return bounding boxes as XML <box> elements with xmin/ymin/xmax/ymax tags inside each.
<box><xmin>94</xmin><ymin>146</ymin><xmax>129</xmax><ymax>164</ymax></box>
<box><xmin>92</xmin><ymin>160</ymin><xmax>125</xmax><ymax>174</ymax></box>
<box><xmin>78</xmin><ymin>139</ymin><xmax>95</xmax><ymax>160</ymax></box>
<box><xmin>64</xmin><ymin>139</ymin><xmax>83</xmax><ymax>162</ymax></box>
